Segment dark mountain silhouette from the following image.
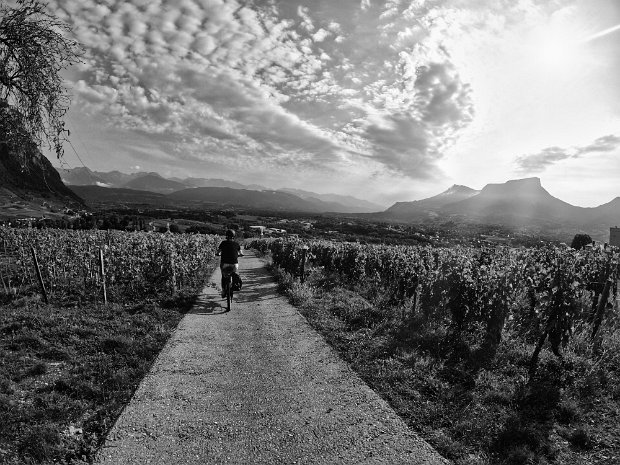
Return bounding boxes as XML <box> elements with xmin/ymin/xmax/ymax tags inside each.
<box><xmin>167</xmin><ymin>187</ymin><xmax>347</xmax><ymax>212</ymax></box>
<box><xmin>122</xmin><ymin>173</ymin><xmax>189</xmax><ymax>194</ymax></box>
<box><xmin>589</xmin><ymin>197</ymin><xmax>620</xmax><ymax>222</ymax></box>
<box><xmin>278</xmin><ymin>188</ymin><xmax>385</xmax><ymax>213</ymax></box>
<box><xmin>385</xmin><ymin>184</ymin><xmax>479</xmax><ymax>219</ymax></box>
<box><xmin>441</xmin><ymin>178</ymin><xmax>581</xmax><ymax>225</ymax></box>
<box><xmin>181</xmin><ymin>177</ymin><xmax>249</xmax><ymax>189</ymax></box>
<box><xmin>59</xmin><ymin>168</ymin><xmax>382</xmax><ymax>213</ymax></box>
<box><xmin>56</xmin><ymin>168</ymin><xmax>378</xmax><ymax>213</ymax></box>
<box><xmin>53</xmin><ymin>165</ymin><xmax>620</xmax><ymax>238</ymax></box>
<box><xmin>380</xmin><ymin>177</ymin><xmax>620</xmax><ymax>241</ymax></box>
<box><xmin>246</xmin><ymin>183</ymin><xmax>269</xmax><ymax>190</ymax></box>
<box><xmin>68</xmin><ymin>185</ymin><xmax>167</xmax><ymax>206</ymax></box>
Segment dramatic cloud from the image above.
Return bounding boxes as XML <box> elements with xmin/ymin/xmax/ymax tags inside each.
<box><xmin>46</xmin><ymin>0</ymin><xmax>485</xmax><ymax>180</ymax></box>
<box><xmin>44</xmin><ymin>0</ymin><xmax>618</xmax><ymax>205</ymax></box>
<box><xmin>515</xmin><ymin>134</ymin><xmax>620</xmax><ymax>173</ymax></box>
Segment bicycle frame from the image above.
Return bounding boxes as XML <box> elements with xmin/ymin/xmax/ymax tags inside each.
<box><xmin>223</xmin><ymin>270</ymin><xmax>233</xmax><ymax>312</ymax></box>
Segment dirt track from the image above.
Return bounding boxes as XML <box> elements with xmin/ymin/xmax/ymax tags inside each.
<box><xmin>95</xmin><ymin>251</ymin><xmax>449</xmax><ymax>464</ymax></box>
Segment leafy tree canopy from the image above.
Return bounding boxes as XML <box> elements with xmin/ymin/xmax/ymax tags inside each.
<box><xmin>0</xmin><ymin>0</ymin><xmax>81</xmax><ymax>162</ymax></box>
<box><xmin>571</xmin><ymin>233</ymin><xmax>593</xmax><ymax>250</ymax></box>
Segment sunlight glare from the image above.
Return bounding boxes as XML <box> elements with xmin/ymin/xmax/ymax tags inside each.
<box><xmin>535</xmin><ymin>25</ymin><xmax>580</xmax><ymax>73</ymax></box>
<box><xmin>540</xmin><ymin>35</ymin><xmax>574</xmax><ymax>69</ymax></box>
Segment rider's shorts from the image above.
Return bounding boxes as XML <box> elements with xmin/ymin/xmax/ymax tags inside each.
<box><xmin>220</xmin><ymin>263</ymin><xmax>239</xmax><ymax>275</ymax></box>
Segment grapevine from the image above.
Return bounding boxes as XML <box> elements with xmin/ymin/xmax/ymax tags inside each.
<box><xmin>0</xmin><ymin>227</ymin><xmax>219</xmax><ymax>302</ymax></box>
<box><xmin>248</xmin><ymin>238</ymin><xmax>620</xmax><ymax>372</ymax></box>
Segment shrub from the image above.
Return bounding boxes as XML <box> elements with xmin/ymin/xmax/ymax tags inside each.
<box><xmin>568</xmin><ymin>427</ymin><xmax>594</xmax><ymax>450</ymax></box>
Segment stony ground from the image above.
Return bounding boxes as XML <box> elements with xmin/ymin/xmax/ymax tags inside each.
<box><xmin>94</xmin><ymin>251</ymin><xmax>449</xmax><ymax>464</ymax></box>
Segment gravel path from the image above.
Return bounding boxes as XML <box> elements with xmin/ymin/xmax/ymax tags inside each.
<box><xmin>95</xmin><ymin>251</ymin><xmax>449</xmax><ymax>464</ymax></box>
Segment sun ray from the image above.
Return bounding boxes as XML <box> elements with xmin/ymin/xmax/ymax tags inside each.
<box><xmin>580</xmin><ymin>23</ymin><xmax>620</xmax><ymax>43</ymax></box>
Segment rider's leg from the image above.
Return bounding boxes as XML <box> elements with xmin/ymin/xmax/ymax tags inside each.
<box><xmin>220</xmin><ymin>264</ymin><xmax>237</xmax><ymax>298</ymax></box>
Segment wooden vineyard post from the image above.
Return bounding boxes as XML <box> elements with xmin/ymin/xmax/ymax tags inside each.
<box><xmin>99</xmin><ymin>248</ymin><xmax>107</xmax><ymax>304</ymax></box>
<box><xmin>170</xmin><ymin>253</ymin><xmax>177</xmax><ymax>294</ymax></box>
<box><xmin>30</xmin><ymin>247</ymin><xmax>49</xmax><ymax>304</ymax></box>
<box><xmin>300</xmin><ymin>245</ymin><xmax>309</xmax><ymax>284</ymax></box>
<box><xmin>0</xmin><ymin>266</ymin><xmax>7</xmax><ymax>294</ymax></box>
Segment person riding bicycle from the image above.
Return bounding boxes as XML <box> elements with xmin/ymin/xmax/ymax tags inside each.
<box><xmin>216</xmin><ymin>229</ymin><xmax>244</xmax><ymax>298</ymax></box>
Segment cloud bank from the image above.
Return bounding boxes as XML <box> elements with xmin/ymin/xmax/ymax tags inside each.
<box><xmin>49</xmin><ymin>0</ymin><xmax>588</xmax><ymax>187</ymax></box>
<box><xmin>515</xmin><ymin>134</ymin><xmax>620</xmax><ymax>173</ymax></box>
<box><xmin>45</xmin><ymin>0</ymin><xmax>485</xmax><ymax>180</ymax></box>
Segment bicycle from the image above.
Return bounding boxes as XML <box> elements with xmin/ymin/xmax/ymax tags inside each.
<box><xmin>216</xmin><ymin>229</ymin><xmax>244</xmax><ymax>312</ymax></box>
<box><xmin>222</xmin><ymin>269</ymin><xmax>234</xmax><ymax>312</ymax></box>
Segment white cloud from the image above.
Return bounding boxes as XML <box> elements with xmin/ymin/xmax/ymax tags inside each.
<box><xmin>515</xmin><ymin>134</ymin><xmax>620</xmax><ymax>173</ymax></box>
<box><xmin>51</xmin><ymin>0</ymin><xmax>512</xmax><ymax>182</ymax></box>
<box><xmin>312</xmin><ymin>28</ymin><xmax>330</xmax><ymax>42</ymax></box>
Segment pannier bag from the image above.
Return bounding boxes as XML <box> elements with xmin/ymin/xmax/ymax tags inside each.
<box><xmin>232</xmin><ymin>273</ymin><xmax>243</xmax><ymax>291</ymax></box>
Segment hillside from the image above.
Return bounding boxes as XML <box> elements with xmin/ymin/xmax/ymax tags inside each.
<box><xmin>385</xmin><ymin>185</ymin><xmax>479</xmax><ymax>219</ymax></box>
<box><xmin>381</xmin><ymin>177</ymin><xmax>620</xmax><ymax>241</ymax></box>
<box><xmin>55</xmin><ymin>168</ymin><xmax>379</xmax><ymax>213</ymax></box>
<box><xmin>180</xmin><ymin>177</ymin><xmax>249</xmax><ymax>189</ymax></box>
<box><xmin>0</xmin><ymin>143</ymin><xmax>83</xmax><ymax>219</ymax></box>
<box><xmin>58</xmin><ymin>166</ymin><xmax>109</xmax><ymax>186</ymax></box>
<box><xmin>122</xmin><ymin>173</ymin><xmax>188</xmax><ymax>194</ymax></box>
<box><xmin>68</xmin><ymin>185</ymin><xmax>167</xmax><ymax>207</ymax></box>
<box><xmin>279</xmin><ymin>188</ymin><xmax>385</xmax><ymax>213</ymax></box>
<box><xmin>442</xmin><ymin>178</ymin><xmax>582</xmax><ymax>225</ymax></box>
<box><xmin>94</xmin><ymin>170</ymin><xmax>141</xmax><ymax>186</ymax></box>
<box><xmin>167</xmin><ymin>187</ymin><xmax>344</xmax><ymax>212</ymax></box>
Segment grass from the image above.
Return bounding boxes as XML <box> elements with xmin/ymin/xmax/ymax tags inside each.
<box><xmin>0</xmin><ymin>285</ymin><xmax>205</xmax><ymax>464</ymax></box>
<box><xmin>270</xmin><ymin>263</ymin><xmax>620</xmax><ymax>465</ymax></box>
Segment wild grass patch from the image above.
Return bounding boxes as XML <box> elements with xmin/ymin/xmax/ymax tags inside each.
<box><xmin>0</xmin><ymin>287</ymin><xmax>201</xmax><ymax>464</ymax></box>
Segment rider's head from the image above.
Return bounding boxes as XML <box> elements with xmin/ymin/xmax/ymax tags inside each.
<box><xmin>225</xmin><ymin>229</ymin><xmax>235</xmax><ymax>239</ymax></box>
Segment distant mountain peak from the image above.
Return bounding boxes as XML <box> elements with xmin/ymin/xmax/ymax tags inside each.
<box><xmin>487</xmin><ymin>177</ymin><xmax>541</xmax><ymax>187</ymax></box>
<box><xmin>384</xmin><ymin>183</ymin><xmax>479</xmax><ymax>217</ymax></box>
<box><xmin>442</xmin><ymin>185</ymin><xmax>478</xmax><ymax>195</ymax></box>
<box><xmin>136</xmin><ymin>172</ymin><xmax>163</xmax><ymax>179</ymax></box>
<box><xmin>480</xmin><ymin>177</ymin><xmax>546</xmax><ymax>197</ymax></box>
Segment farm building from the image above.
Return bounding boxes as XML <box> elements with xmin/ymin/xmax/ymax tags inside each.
<box><xmin>610</xmin><ymin>227</ymin><xmax>620</xmax><ymax>247</ymax></box>
<box><xmin>249</xmin><ymin>226</ymin><xmax>266</xmax><ymax>236</ymax></box>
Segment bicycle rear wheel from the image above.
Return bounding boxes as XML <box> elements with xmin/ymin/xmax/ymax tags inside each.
<box><xmin>226</xmin><ymin>279</ymin><xmax>232</xmax><ymax>312</ymax></box>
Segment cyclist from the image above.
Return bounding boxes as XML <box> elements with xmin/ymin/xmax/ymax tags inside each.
<box><xmin>216</xmin><ymin>229</ymin><xmax>244</xmax><ymax>298</ymax></box>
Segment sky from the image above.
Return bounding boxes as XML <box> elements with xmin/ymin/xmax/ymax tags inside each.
<box><xmin>41</xmin><ymin>0</ymin><xmax>620</xmax><ymax>207</ymax></box>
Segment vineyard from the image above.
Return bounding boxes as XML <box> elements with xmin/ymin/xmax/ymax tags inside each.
<box><xmin>253</xmin><ymin>238</ymin><xmax>620</xmax><ymax>366</ymax></box>
<box><xmin>0</xmin><ymin>226</ymin><xmax>220</xmax><ymax>464</ymax></box>
<box><xmin>0</xmin><ymin>226</ymin><xmax>218</xmax><ymax>303</ymax></box>
<box><xmin>250</xmin><ymin>238</ymin><xmax>620</xmax><ymax>464</ymax></box>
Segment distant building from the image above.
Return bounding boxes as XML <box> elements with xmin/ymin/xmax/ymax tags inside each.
<box><xmin>610</xmin><ymin>227</ymin><xmax>620</xmax><ymax>247</ymax></box>
<box><xmin>480</xmin><ymin>234</ymin><xmax>509</xmax><ymax>244</ymax></box>
<box><xmin>249</xmin><ymin>226</ymin><xmax>266</xmax><ymax>236</ymax></box>
<box><xmin>265</xmin><ymin>228</ymin><xmax>286</xmax><ymax>236</ymax></box>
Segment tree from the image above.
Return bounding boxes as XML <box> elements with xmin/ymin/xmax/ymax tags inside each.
<box><xmin>571</xmin><ymin>233</ymin><xmax>592</xmax><ymax>250</ymax></box>
<box><xmin>0</xmin><ymin>0</ymin><xmax>81</xmax><ymax>163</ymax></box>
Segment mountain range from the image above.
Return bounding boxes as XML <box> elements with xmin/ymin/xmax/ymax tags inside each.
<box><xmin>52</xmin><ymin>167</ymin><xmax>620</xmax><ymax>241</ymax></box>
<box><xmin>381</xmin><ymin>177</ymin><xmax>620</xmax><ymax>241</ymax></box>
<box><xmin>56</xmin><ymin>167</ymin><xmax>385</xmax><ymax>213</ymax></box>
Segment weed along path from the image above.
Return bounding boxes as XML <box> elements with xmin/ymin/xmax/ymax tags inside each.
<box><xmin>95</xmin><ymin>250</ymin><xmax>448</xmax><ymax>464</ymax></box>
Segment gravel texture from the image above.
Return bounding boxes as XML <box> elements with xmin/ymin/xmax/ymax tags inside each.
<box><xmin>95</xmin><ymin>251</ymin><xmax>450</xmax><ymax>464</ymax></box>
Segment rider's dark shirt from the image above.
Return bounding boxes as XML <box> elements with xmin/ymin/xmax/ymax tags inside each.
<box><xmin>218</xmin><ymin>240</ymin><xmax>241</xmax><ymax>264</ymax></box>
